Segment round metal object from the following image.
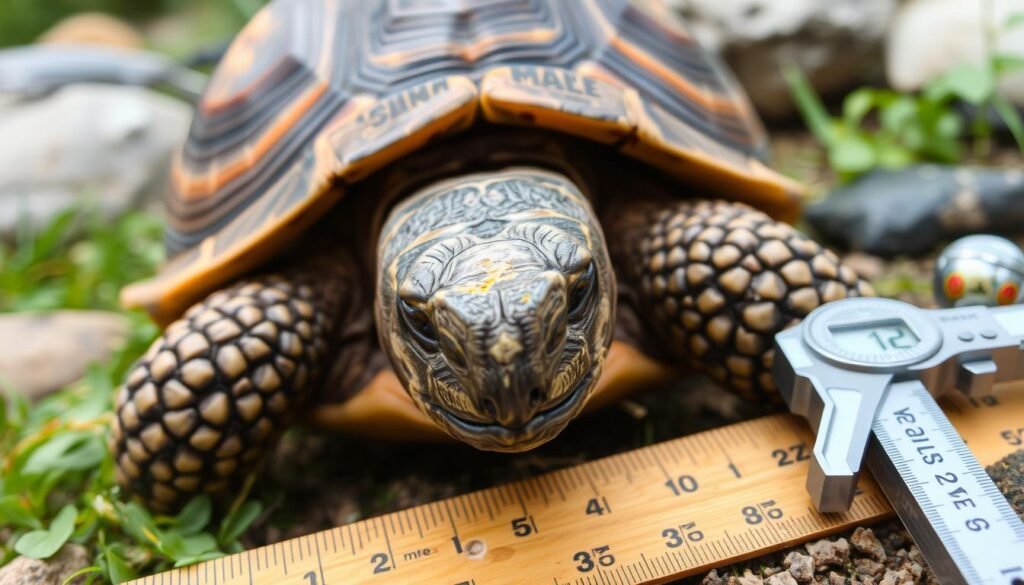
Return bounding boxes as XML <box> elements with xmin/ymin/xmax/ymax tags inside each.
<box><xmin>933</xmin><ymin>235</ymin><xmax>1024</xmax><ymax>308</ymax></box>
<box><xmin>802</xmin><ymin>297</ymin><xmax>942</xmax><ymax>371</ymax></box>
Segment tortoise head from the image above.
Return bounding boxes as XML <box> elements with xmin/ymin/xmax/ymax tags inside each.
<box><xmin>377</xmin><ymin>169</ymin><xmax>614</xmax><ymax>451</ymax></box>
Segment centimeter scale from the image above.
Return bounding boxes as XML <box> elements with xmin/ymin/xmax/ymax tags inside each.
<box><xmin>131</xmin><ymin>299</ymin><xmax>1024</xmax><ymax>585</ymax></box>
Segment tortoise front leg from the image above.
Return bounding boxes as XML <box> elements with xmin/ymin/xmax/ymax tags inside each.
<box><xmin>608</xmin><ymin>200</ymin><xmax>873</xmax><ymax>401</ymax></box>
<box><xmin>110</xmin><ymin>252</ymin><xmax>361</xmax><ymax>512</ymax></box>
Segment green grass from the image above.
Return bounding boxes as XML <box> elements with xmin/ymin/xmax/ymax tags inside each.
<box><xmin>0</xmin><ymin>209</ymin><xmax>264</xmax><ymax>584</ymax></box>
<box><xmin>0</xmin><ymin>0</ymin><xmax>257</xmax><ymax>48</ymax></box>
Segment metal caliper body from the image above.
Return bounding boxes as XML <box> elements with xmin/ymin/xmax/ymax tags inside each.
<box><xmin>774</xmin><ymin>298</ymin><xmax>1024</xmax><ymax>585</ymax></box>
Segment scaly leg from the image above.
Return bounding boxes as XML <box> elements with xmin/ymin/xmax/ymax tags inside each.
<box><xmin>110</xmin><ymin>250</ymin><xmax>362</xmax><ymax>511</ymax></box>
<box><xmin>608</xmin><ymin>199</ymin><xmax>873</xmax><ymax>400</ymax></box>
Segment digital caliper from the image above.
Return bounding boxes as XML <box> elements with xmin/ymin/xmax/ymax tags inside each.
<box><xmin>774</xmin><ymin>297</ymin><xmax>1024</xmax><ymax>585</ymax></box>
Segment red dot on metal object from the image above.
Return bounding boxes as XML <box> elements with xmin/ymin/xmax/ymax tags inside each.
<box><xmin>945</xmin><ymin>273</ymin><xmax>965</xmax><ymax>298</ymax></box>
<box><xmin>997</xmin><ymin>282</ymin><xmax>1018</xmax><ymax>305</ymax></box>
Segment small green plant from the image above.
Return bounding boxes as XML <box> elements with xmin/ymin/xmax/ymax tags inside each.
<box><xmin>785</xmin><ymin>11</ymin><xmax>1024</xmax><ymax>181</ymax></box>
<box><xmin>0</xmin><ymin>209</ymin><xmax>264</xmax><ymax>584</ymax></box>
<box><xmin>0</xmin><ymin>209</ymin><xmax>163</xmax><ymax>312</ymax></box>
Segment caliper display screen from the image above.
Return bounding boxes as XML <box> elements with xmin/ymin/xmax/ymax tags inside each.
<box><xmin>828</xmin><ymin>319</ymin><xmax>921</xmax><ymax>354</ymax></box>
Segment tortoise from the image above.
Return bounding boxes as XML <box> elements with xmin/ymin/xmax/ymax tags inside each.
<box><xmin>110</xmin><ymin>0</ymin><xmax>873</xmax><ymax>510</ymax></box>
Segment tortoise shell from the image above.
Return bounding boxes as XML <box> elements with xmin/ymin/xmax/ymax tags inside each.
<box><xmin>123</xmin><ymin>0</ymin><xmax>802</xmax><ymax>323</ymax></box>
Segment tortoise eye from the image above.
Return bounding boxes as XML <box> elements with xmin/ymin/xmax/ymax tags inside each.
<box><xmin>399</xmin><ymin>299</ymin><xmax>438</xmax><ymax>346</ymax></box>
<box><xmin>567</xmin><ymin>263</ymin><xmax>596</xmax><ymax>320</ymax></box>
<box><xmin>440</xmin><ymin>334</ymin><xmax>468</xmax><ymax>370</ymax></box>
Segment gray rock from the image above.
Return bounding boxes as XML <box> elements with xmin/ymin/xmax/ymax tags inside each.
<box><xmin>805</xmin><ymin>537</ymin><xmax>850</xmax><ymax>570</ymax></box>
<box><xmin>783</xmin><ymin>551</ymin><xmax>814</xmax><ymax>582</ymax></box>
<box><xmin>887</xmin><ymin>0</ymin><xmax>1024</xmax><ymax>106</ymax></box>
<box><xmin>0</xmin><ymin>544</ymin><xmax>89</xmax><ymax>585</ymax></box>
<box><xmin>667</xmin><ymin>0</ymin><xmax>897</xmax><ymax>119</ymax></box>
<box><xmin>805</xmin><ymin>165</ymin><xmax>1024</xmax><ymax>257</ymax></box>
<box><xmin>0</xmin><ymin>83</ymin><xmax>190</xmax><ymax>239</ymax></box>
<box><xmin>851</xmin><ymin>527</ymin><xmax>887</xmax><ymax>563</ymax></box>
<box><xmin>0</xmin><ymin>311</ymin><xmax>129</xmax><ymax>398</ymax></box>
<box><xmin>764</xmin><ymin>570</ymin><xmax>799</xmax><ymax>585</ymax></box>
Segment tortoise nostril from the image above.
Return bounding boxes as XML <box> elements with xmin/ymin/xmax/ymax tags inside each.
<box><xmin>528</xmin><ymin>387</ymin><xmax>544</xmax><ymax>409</ymax></box>
<box><xmin>482</xmin><ymin>398</ymin><xmax>498</xmax><ymax>419</ymax></box>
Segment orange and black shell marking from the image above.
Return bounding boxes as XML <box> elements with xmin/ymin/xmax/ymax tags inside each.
<box><xmin>124</xmin><ymin>0</ymin><xmax>802</xmax><ymax>325</ymax></box>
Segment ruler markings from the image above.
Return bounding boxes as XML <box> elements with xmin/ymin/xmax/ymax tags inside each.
<box><xmin>379</xmin><ymin>517</ymin><xmax>396</xmax><ymax>571</ymax></box>
<box><xmin>460</xmin><ymin>493</ymin><xmax>474</xmax><ymax>523</ymax></box>
<box><xmin>128</xmin><ymin>392</ymin><xmax>1022</xmax><ymax>585</ymax></box>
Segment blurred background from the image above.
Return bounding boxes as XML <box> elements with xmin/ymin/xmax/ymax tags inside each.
<box><xmin>1</xmin><ymin>1</ymin><xmax>1023</xmax><ymax>584</ymax></box>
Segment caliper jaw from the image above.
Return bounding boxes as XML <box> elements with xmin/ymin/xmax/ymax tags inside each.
<box><xmin>774</xmin><ymin>333</ymin><xmax>893</xmax><ymax>513</ymax></box>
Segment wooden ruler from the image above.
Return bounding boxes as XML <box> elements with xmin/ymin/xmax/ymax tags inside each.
<box><xmin>128</xmin><ymin>388</ymin><xmax>1024</xmax><ymax>585</ymax></box>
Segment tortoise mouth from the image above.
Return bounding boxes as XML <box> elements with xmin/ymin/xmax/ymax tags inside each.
<box><xmin>429</xmin><ymin>372</ymin><xmax>593</xmax><ymax>452</ymax></box>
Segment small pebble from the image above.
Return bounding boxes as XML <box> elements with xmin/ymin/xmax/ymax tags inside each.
<box><xmin>854</xmin><ymin>558</ymin><xmax>885</xmax><ymax>578</ymax></box>
<box><xmin>736</xmin><ymin>569</ymin><xmax>763</xmax><ymax>585</ymax></box>
<box><xmin>702</xmin><ymin>569</ymin><xmax>726</xmax><ymax>585</ymax></box>
<box><xmin>765</xmin><ymin>571</ymin><xmax>799</xmax><ymax>585</ymax></box>
<box><xmin>851</xmin><ymin>527</ymin><xmax>887</xmax><ymax>562</ymax></box>
<box><xmin>783</xmin><ymin>551</ymin><xmax>815</xmax><ymax>583</ymax></box>
<box><xmin>841</xmin><ymin>252</ymin><xmax>885</xmax><ymax>281</ymax></box>
<box><xmin>827</xmin><ymin>571</ymin><xmax>845</xmax><ymax>585</ymax></box>
<box><xmin>805</xmin><ymin>537</ymin><xmax>850</xmax><ymax>569</ymax></box>
<box><xmin>879</xmin><ymin>567</ymin><xmax>915</xmax><ymax>585</ymax></box>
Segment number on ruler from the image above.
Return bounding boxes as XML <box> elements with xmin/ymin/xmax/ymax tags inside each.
<box><xmin>370</xmin><ymin>552</ymin><xmax>390</xmax><ymax>574</ymax></box>
<box><xmin>662</xmin><ymin>521</ymin><xmax>704</xmax><ymax>548</ymax></box>
<box><xmin>771</xmin><ymin>443</ymin><xmax>809</xmax><ymax>466</ymax></box>
<box><xmin>304</xmin><ymin>571</ymin><xmax>317</xmax><ymax>585</ymax></box>
<box><xmin>585</xmin><ymin>497</ymin><xmax>611</xmax><ymax>516</ymax></box>
<box><xmin>511</xmin><ymin>516</ymin><xmax>537</xmax><ymax>537</ymax></box>
<box><xmin>1001</xmin><ymin>427</ymin><xmax>1024</xmax><ymax>446</ymax></box>
<box><xmin>742</xmin><ymin>500</ymin><xmax>783</xmax><ymax>525</ymax></box>
<box><xmin>574</xmin><ymin>545</ymin><xmax>615</xmax><ymax>572</ymax></box>
<box><xmin>664</xmin><ymin>475</ymin><xmax>699</xmax><ymax>496</ymax></box>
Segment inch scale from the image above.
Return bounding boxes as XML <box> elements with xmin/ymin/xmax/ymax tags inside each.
<box><xmin>127</xmin><ymin>382</ymin><xmax>1023</xmax><ymax>584</ymax></box>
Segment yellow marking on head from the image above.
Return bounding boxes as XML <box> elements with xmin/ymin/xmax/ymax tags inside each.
<box><xmin>489</xmin><ymin>331</ymin><xmax>523</xmax><ymax>365</ymax></box>
<box><xmin>454</xmin><ymin>261</ymin><xmax>518</xmax><ymax>294</ymax></box>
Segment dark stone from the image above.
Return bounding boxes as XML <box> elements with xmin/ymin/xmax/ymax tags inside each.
<box><xmin>805</xmin><ymin>165</ymin><xmax>1024</xmax><ymax>257</ymax></box>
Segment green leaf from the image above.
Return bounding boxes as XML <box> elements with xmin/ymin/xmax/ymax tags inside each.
<box><xmin>842</xmin><ymin>88</ymin><xmax>876</xmax><ymax>127</ymax></box>
<box><xmin>61</xmin><ymin>566</ymin><xmax>101</xmax><ymax>585</ymax></box>
<box><xmin>829</xmin><ymin>134</ymin><xmax>877</xmax><ymax>174</ymax></box>
<box><xmin>23</xmin><ymin>432</ymin><xmax>105</xmax><ymax>475</ymax></box>
<box><xmin>218</xmin><ymin>501</ymin><xmax>263</xmax><ymax>545</ymax></box>
<box><xmin>116</xmin><ymin>502</ymin><xmax>159</xmax><ymax>546</ymax></box>
<box><xmin>172</xmin><ymin>550</ymin><xmax>225</xmax><ymax>568</ymax></box>
<box><xmin>174</xmin><ymin>496</ymin><xmax>212</xmax><ymax>536</ymax></box>
<box><xmin>0</xmin><ymin>495</ymin><xmax>43</xmax><ymax>530</ymax></box>
<box><xmin>14</xmin><ymin>504</ymin><xmax>77</xmax><ymax>559</ymax></box>
<box><xmin>991</xmin><ymin>93</ymin><xmax>1024</xmax><ymax>154</ymax></box>
<box><xmin>102</xmin><ymin>547</ymin><xmax>137</xmax><ymax>584</ymax></box>
<box><xmin>1003</xmin><ymin>12</ymin><xmax>1024</xmax><ymax>29</ymax></box>
<box><xmin>926</xmin><ymin>63</ymin><xmax>997</xmax><ymax>105</ymax></box>
<box><xmin>879</xmin><ymin>95</ymin><xmax>919</xmax><ymax>137</ymax></box>
<box><xmin>993</xmin><ymin>53</ymin><xmax>1024</xmax><ymax>75</ymax></box>
<box><xmin>783</xmin><ymin>64</ymin><xmax>835</xmax><ymax>146</ymax></box>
